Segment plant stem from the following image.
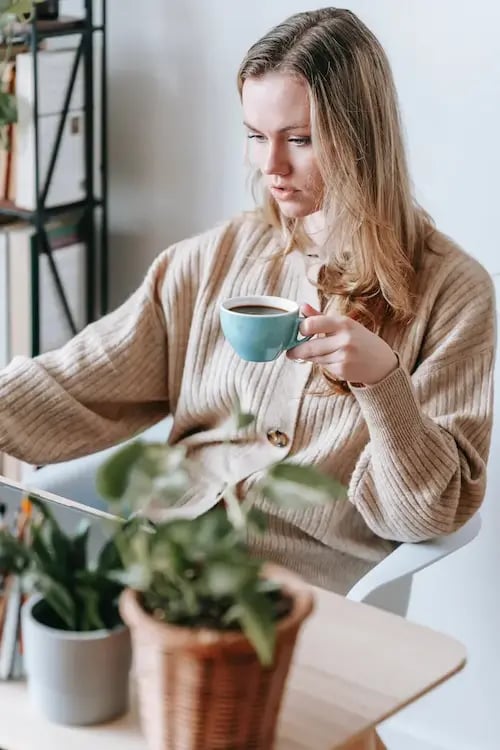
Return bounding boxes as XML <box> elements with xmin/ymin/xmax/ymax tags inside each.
<box><xmin>221</xmin><ymin>485</ymin><xmax>246</xmax><ymax>531</ymax></box>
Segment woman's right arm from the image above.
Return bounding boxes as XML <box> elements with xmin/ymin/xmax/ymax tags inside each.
<box><xmin>0</xmin><ymin>249</ymin><xmax>172</xmax><ymax>465</ymax></box>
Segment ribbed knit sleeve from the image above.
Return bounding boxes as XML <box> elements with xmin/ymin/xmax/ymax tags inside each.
<box><xmin>0</xmin><ymin>250</ymin><xmax>172</xmax><ymax>464</ymax></box>
<box><xmin>349</xmin><ymin>258</ymin><xmax>496</xmax><ymax>542</ymax></box>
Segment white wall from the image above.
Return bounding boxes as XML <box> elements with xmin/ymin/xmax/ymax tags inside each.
<box><xmin>105</xmin><ymin>2</ymin><xmax>500</xmax><ymax>748</ymax></box>
<box><xmin>106</xmin><ymin>0</ymin><xmax>500</xmax><ymax>302</ymax></box>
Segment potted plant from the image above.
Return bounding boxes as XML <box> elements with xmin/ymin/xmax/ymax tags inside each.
<box><xmin>96</xmin><ymin>405</ymin><xmax>346</xmax><ymax>750</ymax></box>
<box><xmin>0</xmin><ymin>497</ymin><xmax>131</xmax><ymax>725</ymax></box>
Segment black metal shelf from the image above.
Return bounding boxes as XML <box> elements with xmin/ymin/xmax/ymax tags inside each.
<box><xmin>27</xmin><ymin>18</ymin><xmax>104</xmax><ymax>39</ymax></box>
<box><xmin>33</xmin><ymin>17</ymin><xmax>85</xmax><ymax>37</ymax></box>
<box><xmin>0</xmin><ymin>198</ymin><xmax>103</xmax><ymax>221</ymax></box>
<box><xmin>0</xmin><ymin>1</ymin><xmax>108</xmax><ymax>354</ymax></box>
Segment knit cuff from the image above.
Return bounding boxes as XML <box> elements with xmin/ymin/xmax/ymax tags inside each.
<box><xmin>350</xmin><ymin>364</ymin><xmax>426</xmax><ymax>449</ymax></box>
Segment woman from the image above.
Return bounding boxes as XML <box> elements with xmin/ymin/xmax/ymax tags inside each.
<box><xmin>0</xmin><ymin>8</ymin><xmax>495</xmax><ymax>593</ymax></box>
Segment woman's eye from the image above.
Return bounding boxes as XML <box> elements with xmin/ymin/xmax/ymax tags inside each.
<box><xmin>247</xmin><ymin>133</ymin><xmax>266</xmax><ymax>143</ymax></box>
<box><xmin>288</xmin><ymin>136</ymin><xmax>311</xmax><ymax>146</ymax></box>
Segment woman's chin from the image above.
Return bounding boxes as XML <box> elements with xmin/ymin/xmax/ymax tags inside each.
<box><xmin>277</xmin><ymin>201</ymin><xmax>317</xmax><ymax>219</ymax></box>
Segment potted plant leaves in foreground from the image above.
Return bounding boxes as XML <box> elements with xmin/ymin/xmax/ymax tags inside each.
<box><xmin>0</xmin><ymin>497</ymin><xmax>131</xmax><ymax>725</ymax></box>
<box><xmin>96</xmin><ymin>404</ymin><xmax>346</xmax><ymax>750</ymax></box>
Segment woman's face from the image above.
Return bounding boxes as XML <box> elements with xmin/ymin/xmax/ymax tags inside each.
<box><xmin>242</xmin><ymin>72</ymin><xmax>324</xmax><ymax>219</ymax></box>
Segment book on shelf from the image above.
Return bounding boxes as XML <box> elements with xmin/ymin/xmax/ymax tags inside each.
<box><xmin>16</xmin><ymin>48</ymin><xmax>84</xmax><ymax>116</ymax></box>
<box><xmin>10</xmin><ymin>48</ymin><xmax>86</xmax><ymax>210</ymax></box>
<box><xmin>0</xmin><ymin>575</ymin><xmax>22</xmax><ymax>680</ymax></box>
<box><xmin>0</xmin><ymin>499</ymin><xmax>32</xmax><ymax>681</ymax></box>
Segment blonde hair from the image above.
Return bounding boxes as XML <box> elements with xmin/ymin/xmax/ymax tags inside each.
<box><xmin>237</xmin><ymin>8</ymin><xmax>434</xmax><ymax>367</ymax></box>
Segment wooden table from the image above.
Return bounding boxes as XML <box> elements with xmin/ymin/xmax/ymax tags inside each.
<box><xmin>0</xmin><ymin>585</ymin><xmax>465</xmax><ymax>750</ymax></box>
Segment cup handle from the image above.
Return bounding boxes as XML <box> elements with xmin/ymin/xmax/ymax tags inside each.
<box><xmin>286</xmin><ymin>316</ymin><xmax>312</xmax><ymax>351</ymax></box>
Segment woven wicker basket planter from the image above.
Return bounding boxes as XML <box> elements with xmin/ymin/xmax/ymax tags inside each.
<box><xmin>119</xmin><ymin>565</ymin><xmax>314</xmax><ymax>750</ymax></box>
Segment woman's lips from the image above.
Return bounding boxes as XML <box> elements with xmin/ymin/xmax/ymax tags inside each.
<box><xmin>270</xmin><ymin>186</ymin><xmax>299</xmax><ymax>200</ymax></box>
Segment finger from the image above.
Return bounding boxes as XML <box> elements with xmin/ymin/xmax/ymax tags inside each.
<box><xmin>287</xmin><ymin>335</ymin><xmax>344</xmax><ymax>360</ymax></box>
<box><xmin>300</xmin><ymin>313</ymin><xmax>346</xmax><ymax>337</ymax></box>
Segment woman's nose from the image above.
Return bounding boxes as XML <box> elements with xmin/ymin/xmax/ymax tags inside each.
<box><xmin>262</xmin><ymin>145</ymin><xmax>290</xmax><ymax>176</ymax></box>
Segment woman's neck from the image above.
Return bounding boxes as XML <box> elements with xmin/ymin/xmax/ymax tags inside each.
<box><xmin>303</xmin><ymin>211</ymin><xmax>328</xmax><ymax>248</ymax></box>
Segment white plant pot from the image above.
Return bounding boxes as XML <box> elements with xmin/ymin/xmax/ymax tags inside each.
<box><xmin>22</xmin><ymin>594</ymin><xmax>132</xmax><ymax>726</ymax></box>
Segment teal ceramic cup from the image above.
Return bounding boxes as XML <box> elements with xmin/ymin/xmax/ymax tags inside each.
<box><xmin>220</xmin><ymin>295</ymin><xmax>312</xmax><ymax>362</ymax></box>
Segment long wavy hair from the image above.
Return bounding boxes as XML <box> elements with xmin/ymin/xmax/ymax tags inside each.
<box><xmin>237</xmin><ymin>8</ymin><xmax>434</xmax><ymax>390</ymax></box>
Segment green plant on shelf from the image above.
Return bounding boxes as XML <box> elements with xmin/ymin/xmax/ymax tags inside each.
<box><xmin>0</xmin><ymin>0</ymin><xmax>40</xmax><ymax>18</ymax></box>
<box><xmin>0</xmin><ymin>1</ymin><xmax>45</xmax><ymax>142</ymax></box>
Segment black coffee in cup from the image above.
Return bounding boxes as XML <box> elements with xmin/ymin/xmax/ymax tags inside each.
<box><xmin>230</xmin><ymin>304</ymin><xmax>288</xmax><ymax>316</ymax></box>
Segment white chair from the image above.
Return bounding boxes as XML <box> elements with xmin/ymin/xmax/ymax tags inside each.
<box><xmin>347</xmin><ymin>512</ymin><xmax>482</xmax><ymax>616</ymax></box>
<box><xmin>27</xmin><ymin>414</ymin><xmax>482</xmax><ymax>620</ymax></box>
<box><xmin>348</xmin><ymin>516</ymin><xmax>482</xmax><ymax>749</ymax></box>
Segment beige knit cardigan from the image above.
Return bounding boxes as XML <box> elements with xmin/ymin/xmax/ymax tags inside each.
<box><xmin>0</xmin><ymin>216</ymin><xmax>495</xmax><ymax>592</ymax></box>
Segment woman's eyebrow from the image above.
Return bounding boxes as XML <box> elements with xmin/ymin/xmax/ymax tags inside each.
<box><xmin>243</xmin><ymin>121</ymin><xmax>310</xmax><ymax>132</ymax></box>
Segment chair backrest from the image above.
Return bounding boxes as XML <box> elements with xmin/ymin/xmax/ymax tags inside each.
<box><xmin>347</xmin><ymin>514</ymin><xmax>482</xmax><ymax>615</ymax></box>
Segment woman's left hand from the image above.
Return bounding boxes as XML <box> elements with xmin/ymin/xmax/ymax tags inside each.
<box><xmin>286</xmin><ymin>303</ymin><xmax>398</xmax><ymax>386</ymax></box>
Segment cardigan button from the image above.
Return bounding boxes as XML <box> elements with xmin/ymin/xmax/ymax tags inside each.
<box><xmin>266</xmin><ymin>429</ymin><xmax>289</xmax><ymax>448</ymax></box>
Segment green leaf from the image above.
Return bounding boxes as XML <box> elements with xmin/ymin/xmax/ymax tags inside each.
<box><xmin>175</xmin><ymin>508</ymin><xmax>233</xmax><ymax>555</ymax></box>
<box><xmin>108</xmin><ymin>563</ymin><xmax>151</xmax><ymax>591</ymax></box>
<box><xmin>0</xmin><ymin>0</ymin><xmax>44</xmax><ymax>20</ymax></box>
<box><xmin>160</xmin><ymin>518</ymin><xmax>196</xmax><ymax>549</ymax></box>
<box><xmin>96</xmin><ymin>535</ymin><xmax>123</xmax><ymax>573</ymax></box>
<box><xmin>246</xmin><ymin>507</ymin><xmax>268</xmax><ymax>533</ymax></box>
<box><xmin>270</xmin><ymin>462</ymin><xmax>346</xmax><ymax>493</ymax></box>
<box><xmin>47</xmin><ymin>521</ymin><xmax>73</xmax><ymax>572</ymax></box>
<box><xmin>29</xmin><ymin>497</ymin><xmax>74</xmax><ymax>566</ymax></box>
<box><xmin>234</xmin><ymin>589</ymin><xmax>276</xmax><ymax>666</ymax></box>
<box><xmin>32</xmin><ymin>573</ymin><xmax>77</xmax><ymax>630</ymax></box>
<box><xmin>28</xmin><ymin>495</ymin><xmax>57</xmax><ymax>523</ymax></box>
<box><xmin>29</xmin><ymin>522</ymin><xmax>56</xmax><ymax>570</ymax></box>
<box><xmin>232</xmin><ymin>396</ymin><xmax>255</xmax><ymax>430</ymax></box>
<box><xmin>24</xmin><ymin>501</ymin><xmax>74</xmax><ymax>579</ymax></box>
<box><xmin>221</xmin><ymin>488</ymin><xmax>246</xmax><ymax>531</ymax></box>
<box><xmin>255</xmin><ymin>578</ymin><xmax>281</xmax><ymax>595</ymax></box>
<box><xmin>141</xmin><ymin>443</ymin><xmax>188</xmax><ymax>477</ymax></box>
<box><xmin>0</xmin><ymin>530</ymin><xmax>32</xmax><ymax>574</ymax></box>
<box><xmin>170</xmin><ymin>574</ymin><xmax>200</xmax><ymax>618</ymax></box>
<box><xmin>260</xmin><ymin>462</ymin><xmax>346</xmax><ymax>509</ymax></box>
<box><xmin>0</xmin><ymin>91</ymin><xmax>17</xmax><ymax>126</ymax></box>
<box><xmin>260</xmin><ymin>481</ymin><xmax>324</xmax><ymax>509</ymax></box>
<box><xmin>236</xmin><ymin>412</ymin><xmax>255</xmax><ymax>429</ymax></box>
<box><xmin>202</xmin><ymin>562</ymin><xmax>255</xmax><ymax>598</ymax></box>
<box><xmin>70</xmin><ymin>520</ymin><xmax>90</xmax><ymax>571</ymax></box>
<box><xmin>97</xmin><ymin>441</ymin><xmax>191</xmax><ymax>516</ymax></box>
<box><xmin>113</xmin><ymin>522</ymin><xmax>152</xmax><ymax>568</ymax></box>
<box><xmin>76</xmin><ymin>585</ymin><xmax>105</xmax><ymax>631</ymax></box>
<box><xmin>95</xmin><ymin>441</ymin><xmax>146</xmax><ymax>501</ymax></box>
